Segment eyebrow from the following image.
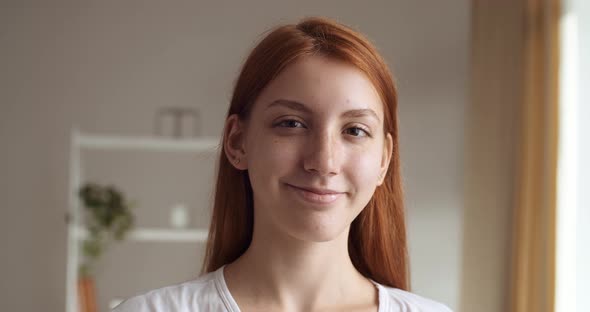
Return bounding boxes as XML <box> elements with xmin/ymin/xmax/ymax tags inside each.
<box><xmin>265</xmin><ymin>99</ymin><xmax>381</xmax><ymax>122</ymax></box>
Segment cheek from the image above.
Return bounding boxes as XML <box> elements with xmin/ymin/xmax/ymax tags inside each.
<box><xmin>248</xmin><ymin>134</ymin><xmax>301</xmax><ymax>181</ymax></box>
<box><xmin>347</xmin><ymin>146</ymin><xmax>383</xmax><ymax>186</ymax></box>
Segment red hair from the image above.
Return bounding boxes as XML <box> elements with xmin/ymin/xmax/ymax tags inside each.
<box><xmin>202</xmin><ymin>17</ymin><xmax>409</xmax><ymax>290</ymax></box>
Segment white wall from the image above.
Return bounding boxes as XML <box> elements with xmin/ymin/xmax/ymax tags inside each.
<box><xmin>0</xmin><ymin>1</ymin><xmax>470</xmax><ymax>311</ymax></box>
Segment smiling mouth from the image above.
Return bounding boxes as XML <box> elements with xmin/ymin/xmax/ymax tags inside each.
<box><xmin>285</xmin><ymin>183</ymin><xmax>344</xmax><ymax>205</ymax></box>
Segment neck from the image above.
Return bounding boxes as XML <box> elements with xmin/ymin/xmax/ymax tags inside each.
<box><xmin>223</xmin><ymin>214</ymin><xmax>377</xmax><ymax>312</ymax></box>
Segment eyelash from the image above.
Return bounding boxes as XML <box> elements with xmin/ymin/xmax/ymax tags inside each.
<box><xmin>274</xmin><ymin>119</ymin><xmax>371</xmax><ymax>138</ymax></box>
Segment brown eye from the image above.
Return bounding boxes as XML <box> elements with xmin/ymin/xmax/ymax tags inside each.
<box><xmin>276</xmin><ymin>119</ymin><xmax>306</xmax><ymax>128</ymax></box>
<box><xmin>344</xmin><ymin>127</ymin><xmax>369</xmax><ymax>137</ymax></box>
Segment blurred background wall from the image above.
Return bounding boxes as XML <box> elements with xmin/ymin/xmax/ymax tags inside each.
<box><xmin>0</xmin><ymin>1</ymin><xmax>513</xmax><ymax>311</ymax></box>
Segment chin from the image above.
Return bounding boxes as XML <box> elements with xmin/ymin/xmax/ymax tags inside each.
<box><xmin>281</xmin><ymin>211</ymin><xmax>351</xmax><ymax>243</ymax></box>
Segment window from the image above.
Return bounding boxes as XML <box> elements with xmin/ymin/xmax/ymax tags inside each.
<box><xmin>555</xmin><ymin>0</ymin><xmax>589</xmax><ymax>311</ymax></box>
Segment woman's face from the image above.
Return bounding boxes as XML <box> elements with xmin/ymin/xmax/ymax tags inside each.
<box><xmin>227</xmin><ymin>55</ymin><xmax>392</xmax><ymax>242</ymax></box>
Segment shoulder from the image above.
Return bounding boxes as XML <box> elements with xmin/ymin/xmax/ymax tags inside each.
<box><xmin>377</xmin><ymin>284</ymin><xmax>453</xmax><ymax>312</ymax></box>
<box><xmin>111</xmin><ymin>270</ymin><xmax>222</xmax><ymax>312</ymax></box>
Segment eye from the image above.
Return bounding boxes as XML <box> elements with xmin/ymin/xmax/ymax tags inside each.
<box><xmin>344</xmin><ymin>126</ymin><xmax>370</xmax><ymax>137</ymax></box>
<box><xmin>276</xmin><ymin>119</ymin><xmax>306</xmax><ymax>128</ymax></box>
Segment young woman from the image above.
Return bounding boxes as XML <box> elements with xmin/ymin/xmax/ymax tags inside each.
<box><xmin>114</xmin><ymin>17</ymin><xmax>451</xmax><ymax>312</ymax></box>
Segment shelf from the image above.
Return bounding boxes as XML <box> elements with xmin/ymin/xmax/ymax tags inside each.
<box><xmin>66</xmin><ymin>129</ymin><xmax>218</xmax><ymax>312</ymax></box>
<box><xmin>77</xmin><ymin>133</ymin><xmax>220</xmax><ymax>152</ymax></box>
<box><xmin>75</xmin><ymin>226</ymin><xmax>209</xmax><ymax>242</ymax></box>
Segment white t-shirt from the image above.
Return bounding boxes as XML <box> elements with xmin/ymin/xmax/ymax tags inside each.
<box><xmin>112</xmin><ymin>265</ymin><xmax>452</xmax><ymax>312</ymax></box>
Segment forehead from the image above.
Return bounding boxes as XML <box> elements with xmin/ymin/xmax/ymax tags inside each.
<box><xmin>253</xmin><ymin>55</ymin><xmax>384</xmax><ymax>118</ymax></box>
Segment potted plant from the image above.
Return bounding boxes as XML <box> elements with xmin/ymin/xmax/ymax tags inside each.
<box><xmin>77</xmin><ymin>183</ymin><xmax>135</xmax><ymax>312</ymax></box>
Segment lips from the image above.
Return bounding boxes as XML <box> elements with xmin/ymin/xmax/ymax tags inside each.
<box><xmin>285</xmin><ymin>183</ymin><xmax>344</xmax><ymax>205</ymax></box>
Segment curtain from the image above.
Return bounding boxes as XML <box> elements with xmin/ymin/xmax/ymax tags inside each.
<box><xmin>510</xmin><ymin>0</ymin><xmax>561</xmax><ymax>312</ymax></box>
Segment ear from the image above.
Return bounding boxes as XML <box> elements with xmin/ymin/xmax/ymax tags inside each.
<box><xmin>223</xmin><ymin>114</ymin><xmax>248</xmax><ymax>170</ymax></box>
<box><xmin>377</xmin><ymin>132</ymin><xmax>393</xmax><ymax>186</ymax></box>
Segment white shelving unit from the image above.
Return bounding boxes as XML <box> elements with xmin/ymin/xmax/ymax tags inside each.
<box><xmin>74</xmin><ymin>226</ymin><xmax>210</xmax><ymax>242</ymax></box>
<box><xmin>65</xmin><ymin>129</ymin><xmax>219</xmax><ymax>312</ymax></box>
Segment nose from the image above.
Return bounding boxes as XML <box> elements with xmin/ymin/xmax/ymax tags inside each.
<box><xmin>303</xmin><ymin>131</ymin><xmax>341</xmax><ymax>177</ymax></box>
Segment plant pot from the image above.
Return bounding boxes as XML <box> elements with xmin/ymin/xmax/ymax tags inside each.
<box><xmin>77</xmin><ymin>276</ymin><xmax>97</xmax><ymax>312</ymax></box>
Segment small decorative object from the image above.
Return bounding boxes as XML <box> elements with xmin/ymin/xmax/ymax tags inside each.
<box><xmin>155</xmin><ymin>107</ymin><xmax>201</xmax><ymax>138</ymax></box>
<box><xmin>77</xmin><ymin>183</ymin><xmax>135</xmax><ymax>312</ymax></box>
<box><xmin>170</xmin><ymin>203</ymin><xmax>190</xmax><ymax>229</ymax></box>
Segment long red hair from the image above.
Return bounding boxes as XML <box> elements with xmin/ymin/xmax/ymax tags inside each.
<box><xmin>202</xmin><ymin>17</ymin><xmax>409</xmax><ymax>290</ymax></box>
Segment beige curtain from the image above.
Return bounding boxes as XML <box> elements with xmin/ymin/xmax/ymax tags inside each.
<box><xmin>465</xmin><ymin>0</ymin><xmax>561</xmax><ymax>311</ymax></box>
<box><xmin>510</xmin><ymin>0</ymin><xmax>561</xmax><ymax>312</ymax></box>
